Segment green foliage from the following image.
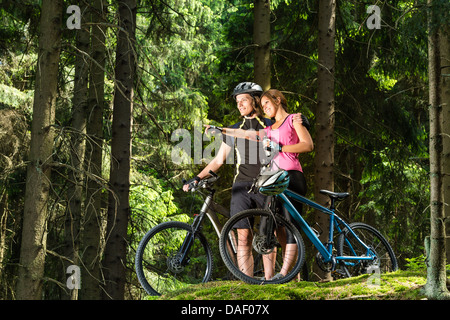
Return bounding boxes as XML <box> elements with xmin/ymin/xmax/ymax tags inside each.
<box><xmin>0</xmin><ymin>49</ymin><xmax>35</xmax><ymax>112</ymax></box>
<box><xmin>356</xmin><ymin>148</ymin><xmax>430</xmax><ymax>266</ymax></box>
<box><xmin>405</xmin><ymin>255</ymin><xmax>427</xmax><ymax>271</ymax></box>
<box><xmin>0</xmin><ymin>83</ymin><xmax>33</xmax><ymax>110</ymax></box>
<box><xmin>130</xmin><ymin>174</ymin><xmax>184</xmax><ymax>220</ymax></box>
<box><xmin>129</xmin><ymin>169</ymin><xmax>189</xmax><ymax>239</ymax></box>
<box><xmin>0</xmin><ymin>1</ymin><xmax>40</xmax><ymax>55</ymax></box>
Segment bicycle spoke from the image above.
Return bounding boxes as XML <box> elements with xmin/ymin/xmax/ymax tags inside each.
<box><xmin>219</xmin><ymin>209</ymin><xmax>304</xmax><ymax>285</ymax></box>
<box><xmin>135</xmin><ymin>221</ymin><xmax>213</xmax><ymax>296</ymax></box>
<box><xmin>336</xmin><ymin>223</ymin><xmax>398</xmax><ymax>278</ymax></box>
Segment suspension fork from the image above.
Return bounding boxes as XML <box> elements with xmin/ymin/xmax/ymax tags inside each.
<box><xmin>259</xmin><ymin>196</ymin><xmax>277</xmax><ymax>246</ymax></box>
<box><xmin>177</xmin><ymin>194</ymin><xmax>213</xmax><ymax>265</ymax></box>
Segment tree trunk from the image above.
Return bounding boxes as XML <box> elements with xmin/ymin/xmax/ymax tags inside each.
<box><xmin>423</xmin><ymin>0</ymin><xmax>450</xmax><ymax>300</ymax></box>
<box><xmin>253</xmin><ymin>0</ymin><xmax>271</xmax><ymax>91</ymax></box>
<box><xmin>0</xmin><ymin>191</ymin><xmax>7</xmax><ymax>280</ymax></box>
<box><xmin>16</xmin><ymin>0</ymin><xmax>62</xmax><ymax>300</ymax></box>
<box><xmin>440</xmin><ymin>24</ymin><xmax>450</xmax><ymax>268</ymax></box>
<box><xmin>102</xmin><ymin>0</ymin><xmax>136</xmax><ymax>300</ymax></box>
<box><xmin>313</xmin><ymin>0</ymin><xmax>336</xmax><ymax>282</ymax></box>
<box><xmin>81</xmin><ymin>0</ymin><xmax>107</xmax><ymax>300</ymax></box>
<box><xmin>64</xmin><ymin>0</ymin><xmax>90</xmax><ymax>300</ymax></box>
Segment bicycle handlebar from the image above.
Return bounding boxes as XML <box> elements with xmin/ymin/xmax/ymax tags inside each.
<box><xmin>183</xmin><ymin>170</ymin><xmax>219</xmax><ymax>192</ymax></box>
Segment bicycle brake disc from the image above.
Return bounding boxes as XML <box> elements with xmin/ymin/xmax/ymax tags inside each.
<box><xmin>166</xmin><ymin>252</ymin><xmax>185</xmax><ymax>273</ymax></box>
<box><xmin>252</xmin><ymin>234</ymin><xmax>277</xmax><ymax>254</ymax></box>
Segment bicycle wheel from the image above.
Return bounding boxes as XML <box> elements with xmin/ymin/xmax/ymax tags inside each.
<box><xmin>135</xmin><ymin>221</ymin><xmax>213</xmax><ymax>296</ymax></box>
<box><xmin>336</xmin><ymin>222</ymin><xmax>398</xmax><ymax>278</ymax></box>
<box><xmin>219</xmin><ymin>209</ymin><xmax>305</xmax><ymax>285</ymax></box>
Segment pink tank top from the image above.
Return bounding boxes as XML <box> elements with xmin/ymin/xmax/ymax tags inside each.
<box><xmin>264</xmin><ymin>114</ymin><xmax>303</xmax><ymax>172</ymax></box>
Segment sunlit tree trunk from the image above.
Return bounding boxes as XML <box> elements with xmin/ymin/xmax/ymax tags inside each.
<box><xmin>440</xmin><ymin>24</ymin><xmax>450</xmax><ymax>270</ymax></box>
<box><xmin>16</xmin><ymin>0</ymin><xmax>62</xmax><ymax>299</ymax></box>
<box><xmin>253</xmin><ymin>0</ymin><xmax>271</xmax><ymax>90</ymax></box>
<box><xmin>423</xmin><ymin>0</ymin><xmax>450</xmax><ymax>300</ymax></box>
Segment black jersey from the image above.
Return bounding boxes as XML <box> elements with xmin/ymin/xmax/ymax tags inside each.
<box><xmin>223</xmin><ymin>116</ymin><xmax>274</xmax><ymax>183</ymax></box>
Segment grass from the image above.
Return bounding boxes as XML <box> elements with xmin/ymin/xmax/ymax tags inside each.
<box><xmin>147</xmin><ymin>270</ymin><xmax>428</xmax><ymax>300</ymax></box>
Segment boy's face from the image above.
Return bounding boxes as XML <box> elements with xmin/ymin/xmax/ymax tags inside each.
<box><xmin>235</xmin><ymin>93</ymin><xmax>254</xmax><ymax>117</ymax></box>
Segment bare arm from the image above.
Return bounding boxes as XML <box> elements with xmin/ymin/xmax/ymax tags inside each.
<box><xmin>197</xmin><ymin>142</ymin><xmax>231</xmax><ymax>179</ymax></box>
<box><xmin>182</xmin><ymin>142</ymin><xmax>231</xmax><ymax>191</ymax></box>
<box><xmin>204</xmin><ymin>125</ymin><xmax>261</xmax><ymax>141</ymax></box>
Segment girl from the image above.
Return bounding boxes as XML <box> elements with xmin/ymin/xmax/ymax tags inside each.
<box><xmin>260</xmin><ymin>89</ymin><xmax>314</xmax><ymax>280</ymax></box>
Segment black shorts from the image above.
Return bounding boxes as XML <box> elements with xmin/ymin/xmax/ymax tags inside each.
<box><xmin>230</xmin><ymin>181</ymin><xmax>266</xmax><ymax>229</ymax></box>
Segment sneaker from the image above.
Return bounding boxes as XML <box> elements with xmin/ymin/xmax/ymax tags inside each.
<box><xmin>270</xmin><ymin>273</ymin><xmax>284</xmax><ymax>280</ymax></box>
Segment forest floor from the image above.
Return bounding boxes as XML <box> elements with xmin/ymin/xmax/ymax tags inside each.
<box><xmin>148</xmin><ymin>270</ymin><xmax>430</xmax><ymax>300</ymax></box>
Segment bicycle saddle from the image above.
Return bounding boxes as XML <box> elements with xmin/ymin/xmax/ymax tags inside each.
<box><xmin>319</xmin><ymin>190</ymin><xmax>350</xmax><ymax>201</ymax></box>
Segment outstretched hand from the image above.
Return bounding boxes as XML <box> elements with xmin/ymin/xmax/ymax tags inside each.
<box><xmin>203</xmin><ymin>124</ymin><xmax>223</xmax><ymax>135</ymax></box>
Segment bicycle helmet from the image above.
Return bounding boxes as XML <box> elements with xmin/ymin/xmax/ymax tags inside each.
<box><xmin>231</xmin><ymin>82</ymin><xmax>263</xmax><ymax>100</ymax></box>
<box><xmin>255</xmin><ymin>169</ymin><xmax>290</xmax><ymax>195</ymax></box>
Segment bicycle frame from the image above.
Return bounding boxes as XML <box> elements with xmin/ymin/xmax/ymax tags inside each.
<box><xmin>275</xmin><ymin>189</ymin><xmax>376</xmax><ymax>267</ymax></box>
<box><xmin>179</xmin><ymin>184</ymin><xmax>238</xmax><ymax>265</ymax></box>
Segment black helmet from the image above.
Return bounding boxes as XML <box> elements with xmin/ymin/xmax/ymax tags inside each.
<box><xmin>231</xmin><ymin>82</ymin><xmax>263</xmax><ymax>100</ymax></box>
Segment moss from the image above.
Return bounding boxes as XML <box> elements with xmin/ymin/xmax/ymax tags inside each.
<box><xmin>153</xmin><ymin>270</ymin><xmax>428</xmax><ymax>300</ymax></box>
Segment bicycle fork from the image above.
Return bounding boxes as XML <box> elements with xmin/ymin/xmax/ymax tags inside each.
<box><xmin>175</xmin><ymin>195</ymin><xmax>212</xmax><ymax>267</ymax></box>
<box><xmin>177</xmin><ymin>194</ymin><xmax>238</xmax><ymax>266</ymax></box>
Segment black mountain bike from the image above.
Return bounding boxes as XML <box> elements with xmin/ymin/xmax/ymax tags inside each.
<box><xmin>135</xmin><ymin>171</ymin><xmax>235</xmax><ymax>296</ymax></box>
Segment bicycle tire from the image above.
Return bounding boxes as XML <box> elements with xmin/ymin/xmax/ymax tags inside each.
<box><xmin>336</xmin><ymin>222</ymin><xmax>398</xmax><ymax>278</ymax></box>
<box><xmin>135</xmin><ymin>221</ymin><xmax>213</xmax><ymax>296</ymax></box>
<box><xmin>219</xmin><ymin>209</ymin><xmax>305</xmax><ymax>285</ymax></box>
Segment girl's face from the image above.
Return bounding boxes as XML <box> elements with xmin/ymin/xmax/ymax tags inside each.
<box><xmin>261</xmin><ymin>96</ymin><xmax>278</xmax><ymax>118</ymax></box>
<box><xmin>235</xmin><ymin>93</ymin><xmax>254</xmax><ymax>117</ymax></box>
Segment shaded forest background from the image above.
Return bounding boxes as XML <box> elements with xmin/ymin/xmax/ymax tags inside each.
<box><xmin>0</xmin><ymin>0</ymin><xmax>448</xmax><ymax>299</ymax></box>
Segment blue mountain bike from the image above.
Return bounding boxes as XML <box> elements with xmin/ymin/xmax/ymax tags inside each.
<box><xmin>218</xmin><ymin>166</ymin><xmax>398</xmax><ymax>284</ymax></box>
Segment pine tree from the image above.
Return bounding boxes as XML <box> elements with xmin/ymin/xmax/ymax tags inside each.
<box><xmin>103</xmin><ymin>0</ymin><xmax>137</xmax><ymax>299</ymax></box>
<box><xmin>16</xmin><ymin>0</ymin><xmax>63</xmax><ymax>299</ymax></box>
<box><xmin>313</xmin><ymin>0</ymin><xmax>336</xmax><ymax>282</ymax></box>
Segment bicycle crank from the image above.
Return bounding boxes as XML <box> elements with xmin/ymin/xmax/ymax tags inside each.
<box><xmin>315</xmin><ymin>251</ymin><xmax>335</xmax><ymax>272</ymax></box>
